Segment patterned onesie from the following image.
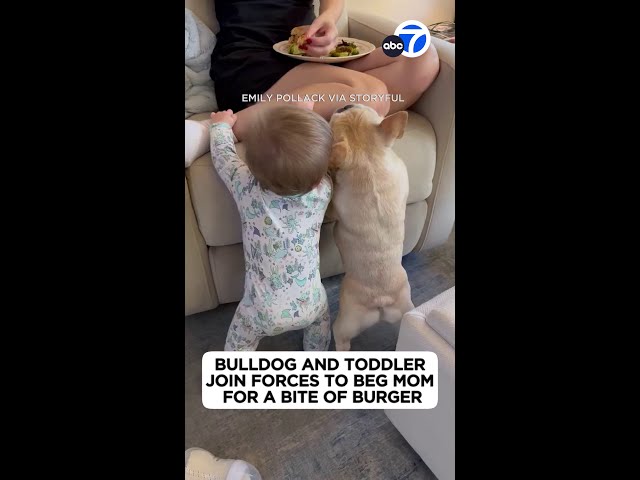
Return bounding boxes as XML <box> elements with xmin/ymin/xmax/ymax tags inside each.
<box><xmin>210</xmin><ymin>123</ymin><xmax>333</xmax><ymax>351</ymax></box>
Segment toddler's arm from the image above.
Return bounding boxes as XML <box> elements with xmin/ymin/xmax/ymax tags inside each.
<box><xmin>210</xmin><ymin>110</ymin><xmax>252</xmax><ymax>199</ymax></box>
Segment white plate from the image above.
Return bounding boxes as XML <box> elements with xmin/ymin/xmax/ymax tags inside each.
<box><xmin>272</xmin><ymin>37</ymin><xmax>376</xmax><ymax>64</ymax></box>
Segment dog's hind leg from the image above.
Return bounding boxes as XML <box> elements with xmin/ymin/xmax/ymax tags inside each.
<box><xmin>333</xmin><ymin>285</ymin><xmax>380</xmax><ymax>351</ymax></box>
<box><xmin>381</xmin><ymin>280</ymin><xmax>414</xmax><ymax>323</ymax></box>
<box><xmin>333</xmin><ymin>305</ymin><xmax>380</xmax><ymax>351</ymax></box>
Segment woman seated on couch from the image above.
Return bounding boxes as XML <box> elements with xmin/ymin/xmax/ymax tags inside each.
<box><xmin>200</xmin><ymin>0</ymin><xmax>439</xmax><ymax>141</ymax></box>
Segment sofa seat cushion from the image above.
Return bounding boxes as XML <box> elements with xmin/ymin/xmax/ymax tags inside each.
<box><xmin>186</xmin><ymin>111</ymin><xmax>436</xmax><ymax>247</ymax></box>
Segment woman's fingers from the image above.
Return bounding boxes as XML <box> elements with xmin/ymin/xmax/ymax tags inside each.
<box><xmin>306</xmin><ymin>36</ymin><xmax>338</xmax><ymax>56</ymax></box>
<box><xmin>305</xmin><ymin>18</ymin><xmax>325</xmax><ymax>39</ymax></box>
<box><xmin>308</xmin><ymin>31</ymin><xmax>334</xmax><ymax>47</ymax></box>
<box><xmin>306</xmin><ymin>29</ymin><xmax>338</xmax><ymax>55</ymax></box>
<box><xmin>295</xmin><ymin>17</ymin><xmax>338</xmax><ymax>56</ymax></box>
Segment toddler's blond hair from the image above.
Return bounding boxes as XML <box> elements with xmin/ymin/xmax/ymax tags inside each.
<box><xmin>244</xmin><ymin>105</ymin><xmax>332</xmax><ymax>196</ymax></box>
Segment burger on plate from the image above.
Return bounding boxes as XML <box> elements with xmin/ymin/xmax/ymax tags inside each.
<box><xmin>288</xmin><ymin>26</ymin><xmax>308</xmax><ymax>55</ymax></box>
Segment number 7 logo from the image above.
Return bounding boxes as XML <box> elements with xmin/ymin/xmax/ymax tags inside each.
<box><xmin>394</xmin><ymin>20</ymin><xmax>432</xmax><ymax>58</ymax></box>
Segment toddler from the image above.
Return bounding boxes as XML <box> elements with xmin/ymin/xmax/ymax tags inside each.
<box><xmin>200</xmin><ymin>104</ymin><xmax>333</xmax><ymax>351</ymax></box>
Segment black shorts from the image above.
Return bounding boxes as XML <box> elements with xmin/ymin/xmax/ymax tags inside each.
<box><xmin>209</xmin><ymin>0</ymin><xmax>315</xmax><ymax>112</ymax></box>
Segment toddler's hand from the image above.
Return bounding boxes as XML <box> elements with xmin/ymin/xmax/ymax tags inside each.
<box><xmin>211</xmin><ymin>109</ymin><xmax>237</xmax><ymax>127</ymax></box>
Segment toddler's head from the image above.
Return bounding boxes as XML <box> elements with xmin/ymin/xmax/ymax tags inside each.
<box><xmin>244</xmin><ymin>104</ymin><xmax>332</xmax><ymax>196</ymax></box>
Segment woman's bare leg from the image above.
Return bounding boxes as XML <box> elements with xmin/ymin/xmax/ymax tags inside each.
<box><xmin>232</xmin><ymin>62</ymin><xmax>390</xmax><ymax>141</ymax></box>
<box><xmin>186</xmin><ymin>48</ymin><xmax>438</xmax><ymax>159</ymax></box>
<box><xmin>231</xmin><ymin>46</ymin><xmax>439</xmax><ymax>140</ymax></box>
<box><xmin>344</xmin><ymin>45</ymin><xmax>440</xmax><ymax>114</ymax></box>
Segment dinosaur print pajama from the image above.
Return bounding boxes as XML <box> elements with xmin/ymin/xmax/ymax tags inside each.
<box><xmin>210</xmin><ymin>123</ymin><xmax>333</xmax><ymax>351</ymax></box>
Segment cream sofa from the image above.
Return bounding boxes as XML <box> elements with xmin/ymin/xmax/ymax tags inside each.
<box><xmin>185</xmin><ymin>0</ymin><xmax>455</xmax><ymax>315</ymax></box>
<box><xmin>386</xmin><ymin>287</ymin><xmax>455</xmax><ymax>480</ymax></box>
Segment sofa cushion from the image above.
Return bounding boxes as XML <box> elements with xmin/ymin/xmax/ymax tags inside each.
<box><xmin>186</xmin><ymin>111</ymin><xmax>436</xmax><ymax>247</ymax></box>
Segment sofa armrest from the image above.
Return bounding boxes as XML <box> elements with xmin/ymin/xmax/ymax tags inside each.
<box><xmin>347</xmin><ymin>10</ymin><xmax>455</xmax><ymax>251</ymax></box>
<box><xmin>410</xmin><ymin>38</ymin><xmax>455</xmax><ymax>250</ymax></box>
<box><xmin>389</xmin><ymin>302</ymin><xmax>455</xmax><ymax>480</ymax></box>
<box><xmin>349</xmin><ymin>10</ymin><xmax>456</xmax><ymax>250</ymax></box>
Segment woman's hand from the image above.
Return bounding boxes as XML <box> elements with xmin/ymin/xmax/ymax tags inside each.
<box><xmin>303</xmin><ymin>13</ymin><xmax>338</xmax><ymax>57</ymax></box>
<box><xmin>211</xmin><ymin>109</ymin><xmax>237</xmax><ymax>127</ymax></box>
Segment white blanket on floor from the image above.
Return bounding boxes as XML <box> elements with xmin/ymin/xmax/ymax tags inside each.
<box><xmin>185</xmin><ymin>8</ymin><xmax>218</xmax><ymax>118</ymax></box>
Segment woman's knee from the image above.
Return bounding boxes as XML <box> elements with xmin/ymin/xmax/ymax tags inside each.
<box><xmin>410</xmin><ymin>44</ymin><xmax>440</xmax><ymax>94</ymax></box>
<box><xmin>362</xmin><ymin>74</ymin><xmax>390</xmax><ymax>117</ymax></box>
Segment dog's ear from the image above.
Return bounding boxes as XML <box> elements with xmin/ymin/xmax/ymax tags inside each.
<box><xmin>329</xmin><ymin>141</ymin><xmax>349</xmax><ymax>171</ymax></box>
<box><xmin>378</xmin><ymin>111</ymin><xmax>408</xmax><ymax>146</ymax></box>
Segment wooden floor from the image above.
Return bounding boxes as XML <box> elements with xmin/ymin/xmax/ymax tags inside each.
<box><xmin>185</xmin><ymin>230</ymin><xmax>454</xmax><ymax>479</ymax></box>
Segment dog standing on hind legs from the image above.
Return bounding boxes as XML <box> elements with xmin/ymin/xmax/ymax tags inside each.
<box><xmin>328</xmin><ymin>104</ymin><xmax>414</xmax><ymax>351</ymax></box>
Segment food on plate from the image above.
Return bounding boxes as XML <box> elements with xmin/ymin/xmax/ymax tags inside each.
<box><xmin>288</xmin><ymin>26</ymin><xmax>308</xmax><ymax>55</ymax></box>
<box><xmin>329</xmin><ymin>40</ymin><xmax>359</xmax><ymax>57</ymax></box>
<box><xmin>286</xmin><ymin>30</ymin><xmax>360</xmax><ymax>57</ymax></box>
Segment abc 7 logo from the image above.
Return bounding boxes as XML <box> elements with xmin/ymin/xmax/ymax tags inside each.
<box><xmin>383</xmin><ymin>20</ymin><xmax>431</xmax><ymax>58</ymax></box>
<box><xmin>382</xmin><ymin>35</ymin><xmax>405</xmax><ymax>57</ymax></box>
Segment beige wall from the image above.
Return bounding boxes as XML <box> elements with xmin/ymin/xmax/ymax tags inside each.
<box><xmin>346</xmin><ymin>0</ymin><xmax>454</xmax><ymax>25</ymax></box>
